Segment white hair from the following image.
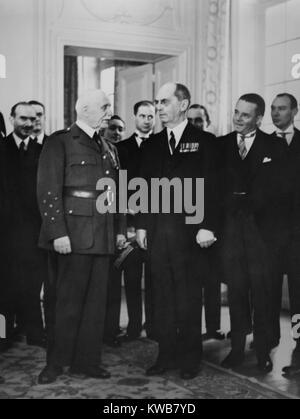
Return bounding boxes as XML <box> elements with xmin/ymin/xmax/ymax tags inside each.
<box><xmin>75</xmin><ymin>89</ymin><xmax>106</xmax><ymax>118</ymax></box>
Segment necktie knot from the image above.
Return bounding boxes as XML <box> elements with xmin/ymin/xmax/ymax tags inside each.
<box><xmin>169</xmin><ymin>131</ymin><xmax>176</xmax><ymax>154</ymax></box>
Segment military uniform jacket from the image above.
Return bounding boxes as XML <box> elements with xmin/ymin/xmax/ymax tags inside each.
<box><xmin>37</xmin><ymin>124</ymin><xmax>126</xmax><ymax>255</ymax></box>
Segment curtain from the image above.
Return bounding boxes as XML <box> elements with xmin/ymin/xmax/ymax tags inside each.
<box><xmin>64</xmin><ymin>56</ymin><xmax>78</xmax><ymax>128</ymax></box>
<box><xmin>201</xmin><ymin>0</ymin><xmax>232</xmax><ymax>136</ymax></box>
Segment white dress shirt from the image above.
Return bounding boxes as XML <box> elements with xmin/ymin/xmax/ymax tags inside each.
<box><xmin>13</xmin><ymin>133</ymin><xmax>30</xmax><ymax>150</ymax></box>
<box><xmin>135</xmin><ymin>130</ymin><xmax>153</xmax><ymax>148</ymax></box>
<box><xmin>31</xmin><ymin>132</ymin><xmax>46</xmax><ymax>145</ymax></box>
<box><xmin>167</xmin><ymin>119</ymin><xmax>188</xmax><ymax>154</ymax></box>
<box><xmin>276</xmin><ymin>124</ymin><xmax>295</xmax><ymax>146</ymax></box>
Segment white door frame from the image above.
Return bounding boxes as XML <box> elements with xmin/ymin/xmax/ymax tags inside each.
<box><xmin>37</xmin><ymin>1</ymin><xmax>195</xmax><ymax>133</ymax></box>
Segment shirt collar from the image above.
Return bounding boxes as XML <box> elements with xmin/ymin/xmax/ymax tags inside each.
<box><xmin>76</xmin><ymin>120</ymin><xmax>98</xmax><ymax>139</ymax></box>
<box><xmin>276</xmin><ymin>124</ymin><xmax>295</xmax><ymax>135</ymax></box>
<box><xmin>31</xmin><ymin>132</ymin><xmax>45</xmax><ymax>145</ymax></box>
<box><xmin>167</xmin><ymin>119</ymin><xmax>188</xmax><ymax>145</ymax></box>
<box><xmin>135</xmin><ymin>130</ymin><xmax>152</xmax><ymax>140</ymax></box>
<box><xmin>135</xmin><ymin>130</ymin><xmax>153</xmax><ymax>147</ymax></box>
<box><xmin>237</xmin><ymin>129</ymin><xmax>257</xmax><ymax>140</ymax></box>
<box><xmin>13</xmin><ymin>133</ymin><xmax>30</xmax><ymax>149</ymax></box>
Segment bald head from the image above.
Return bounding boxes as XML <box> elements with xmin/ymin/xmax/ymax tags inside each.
<box><xmin>76</xmin><ymin>90</ymin><xmax>112</xmax><ymax>131</ymax></box>
<box><xmin>155</xmin><ymin>83</ymin><xmax>191</xmax><ymax>128</ymax></box>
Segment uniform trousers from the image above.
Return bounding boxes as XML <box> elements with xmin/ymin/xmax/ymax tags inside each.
<box><xmin>47</xmin><ymin>252</ymin><xmax>109</xmax><ymax>369</ymax></box>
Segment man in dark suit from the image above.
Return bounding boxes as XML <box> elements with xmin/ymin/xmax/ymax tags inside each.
<box><xmin>28</xmin><ymin>101</ymin><xmax>48</xmax><ymax>145</ymax></box>
<box><xmin>1</xmin><ymin>102</ymin><xmax>47</xmax><ymax>350</ymax></box>
<box><xmin>102</xmin><ymin>115</ymin><xmax>127</xmax><ymax>347</ymax></box>
<box><xmin>219</xmin><ymin>94</ymin><xmax>289</xmax><ymax>372</ymax></box>
<box><xmin>136</xmin><ymin>83</ymin><xmax>218</xmax><ymax>380</ymax></box>
<box><xmin>0</xmin><ymin>112</ymin><xmax>6</xmax><ymax>139</ymax></box>
<box><xmin>116</xmin><ymin>101</ymin><xmax>155</xmax><ymax>342</ymax></box>
<box><xmin>37</xmin><ymin>90</ymin><xmax>126</xmax><ymax>384</ymax></box>
<box><xmin>269</xmin><ymin>94</ymin><xmax>300</xmax><ymax>371</ymax></box>
<box><xmin>188</xmin><ymin>104</ymin><xmax>225</xmax><ymax>342</ymax></box>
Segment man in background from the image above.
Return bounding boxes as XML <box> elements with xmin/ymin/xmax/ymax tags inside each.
<box><xmin>2</xmin><ymin>102</ymin><xmax>46</xmax><ymax>350</ymax></box>
<box><xmin>270</xmin><ymin>93</ymin><xmax>300</xmax><ymax>373</ymax></box>
<box><xmin>28</xmin><ymin>101</ymin><xmax>48</xmax><ymax>145</ymax></box>
<box><xmin>187</xmin><ymin>104</ymin><xmax>213</xmax><ymax>133</ymax></box>
<box><xmin>104</xmin><ymin>115</ymin><xmax>126</xmax><ymax>144</ymax></box>
<box><xmin>116</xmin><ymin>101</ymin><xmax>155</xmax><ymax>342</ymax></box>
<box><xmin>0</xmin><ymin>111</ymin><xmax>6</xmax><ymax>140</ymax></box>
<box><xmin>188</xmin><ymin>104</ymin><xmax>225</xmax><ymax>342</ymax></box>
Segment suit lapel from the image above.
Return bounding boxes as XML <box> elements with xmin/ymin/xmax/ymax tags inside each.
<box><xmin>289</xmin><ymin>128</ymin><xmax>300</xmax><ymax>153</ymax></box>
<box><xmin>244</xmin><ymin>130</ymin><xmax>266</xmax><ymax>178</ymax></box>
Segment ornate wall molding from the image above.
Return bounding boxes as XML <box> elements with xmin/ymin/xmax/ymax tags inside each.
<box><xmin>80</xmin><ymin>0</ymin><xmax>174</xmax><ymax>26</ymax></box>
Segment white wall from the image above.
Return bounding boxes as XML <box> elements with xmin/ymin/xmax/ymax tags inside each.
<box><xmin>0</xmin><ymin>0</ymin><xmax>38</xmax><ymax>131</ymax></box>
<box><xmin>0</xmin><ymin>0</ymin><xmax>199</xmax><ymax>133</ymax></box>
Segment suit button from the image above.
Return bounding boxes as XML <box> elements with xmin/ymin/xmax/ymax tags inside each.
<box><xmin>69</xmin><ymin>210</ymin><xmax>73</xmax><ymax>214</ymax></box>
<box><xmin>81</xmin><ymin>161</ymin><xmax>85</xmax><ymax>165</ymax></box>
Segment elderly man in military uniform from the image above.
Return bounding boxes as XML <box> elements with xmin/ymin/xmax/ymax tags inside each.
<box><xmin>37</xmin><ymin>90</ymin><xmax>126</xmax><ymax>384</ymax></box>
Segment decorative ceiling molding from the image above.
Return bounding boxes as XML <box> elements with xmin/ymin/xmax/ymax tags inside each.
<box><xmin>81</xmin><ymin>0</ymin><xmax>174</xmax><ymax>26</ymax></box>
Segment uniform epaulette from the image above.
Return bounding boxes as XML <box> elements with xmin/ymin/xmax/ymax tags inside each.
<box><xmin>52</xmin><ymin>127</ymin><xmax>71</xmax><ymax>136</ymax></box>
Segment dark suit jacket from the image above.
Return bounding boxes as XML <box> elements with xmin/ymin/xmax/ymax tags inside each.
<box><xmin>136</xmin><ymin>123</ymin><xmax>219</xmax><ymax>248</ymax></box>
<box><xmin>37</xmin><ymin>124</ymin><xmax>126</xmax><ymax>254</ymax></box>
<box><xmin>4</xmin><ymin>133</ymin><xmax>43</xmax><ymax>257</ymax></box>
<box><xmin>272</xmin><ymin>128</ymin><xmax>300</xmax><ymax>241</ymax></box>
<box><xmin>0</xmin><ymin>112</ymin><xmax>6</xmax><ymax>139</ymax></box>
<box><xmin>117</xmin><ymin>133</ymin><xmax>154</xmax><ymax>229</ymax></box>
<box><xmin>218</xmin><ymin>129</ymin><xmax>290</xmax><ymax>247</ymax></box>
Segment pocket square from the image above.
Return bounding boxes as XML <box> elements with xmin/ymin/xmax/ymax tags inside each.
<box><xmin>263</xmin><ymin>157</ymin><xmax>272</xmax><ymax>163</ymax></box>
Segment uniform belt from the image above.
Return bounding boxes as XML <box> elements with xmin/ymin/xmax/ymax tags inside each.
<box><xmin>64</xmin><ymin>187</ymin><xmax>102</xmax><ymax>199</ymax></box>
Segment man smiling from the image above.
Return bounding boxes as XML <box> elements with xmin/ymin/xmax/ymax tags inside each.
<box><xmin>218</xmin><ymin>94</ymin><xmax>289</xmax><ymax>372</ymax></box>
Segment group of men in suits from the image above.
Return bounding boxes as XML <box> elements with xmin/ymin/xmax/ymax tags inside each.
<box><xmin>0</xmin><ymin>101</ymin><xmax>48</xmax><ymax>357</ymax></box>
<box><xmin>127</xmin><ymin>86</ymin><xmax>300</xmax><ymax>378</ymax></box>
<box><xmin>1</xmin><ymin>83</ymin><xmax>300</xmax><ymax>385</ymax></box>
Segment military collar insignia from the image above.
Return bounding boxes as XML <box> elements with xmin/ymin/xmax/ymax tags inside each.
<box><xmin>179</xmin><ymin>142</ymin><xmax>200</xmax><ymax>153</ymax></box>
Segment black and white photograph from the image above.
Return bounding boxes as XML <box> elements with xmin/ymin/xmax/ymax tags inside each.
<box><xmin>1</xmin><ymin>0</ymin><xmax>300</xmax><ymax>401</ymax></box>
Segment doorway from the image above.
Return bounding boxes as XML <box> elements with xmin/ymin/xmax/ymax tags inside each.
<box><xmin>64</xmin><ymin>46</ymin><xmax>180</xmax><ymax>135</ymax></box>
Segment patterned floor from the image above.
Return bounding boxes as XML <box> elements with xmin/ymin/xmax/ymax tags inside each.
<box><xmin>0</xmin><ymin>338</ymin><xmax>289</xmax><ymax>399</ymax></box>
